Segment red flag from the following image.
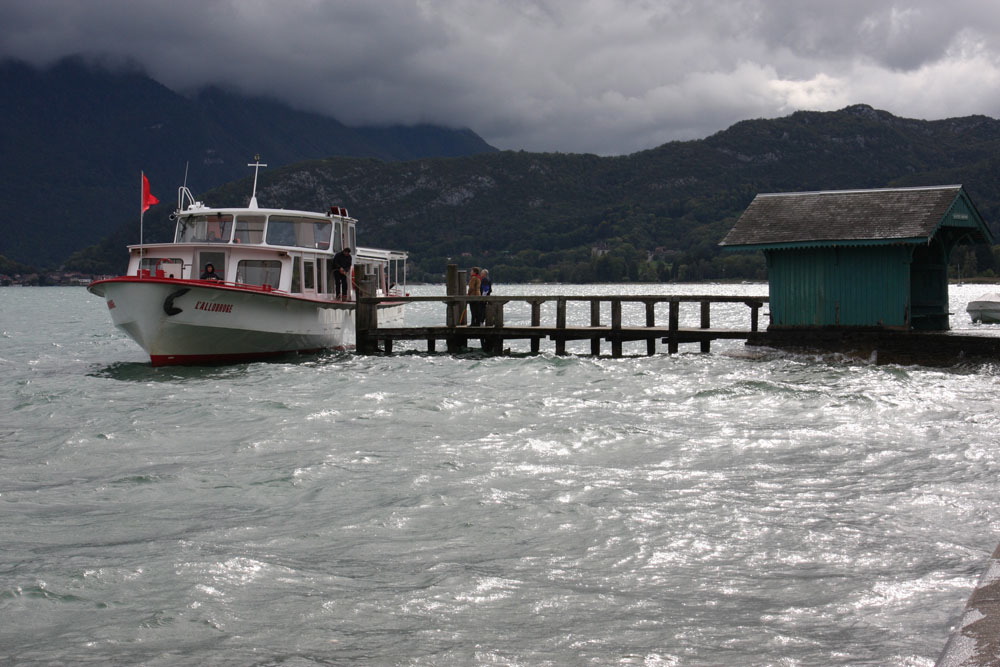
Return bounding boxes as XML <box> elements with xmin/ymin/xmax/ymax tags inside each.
<box><xmin>142</xmin><ymin>173</ymin><xmax>159</xmax><ymax>213</ymax></box>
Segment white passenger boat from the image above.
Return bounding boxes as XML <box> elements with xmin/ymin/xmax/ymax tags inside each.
<box><xmin>967</xmin><ymin>293</ymin><xmax>1000</xmax><ymax>324</ymax></box>
<box><xmin>88</xmin><ymin>162</ymin><xmax>407</xmax><ymax>366</ymax></box>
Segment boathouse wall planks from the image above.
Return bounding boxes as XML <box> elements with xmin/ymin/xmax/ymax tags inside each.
<box><xmin>767</xmin><ymin>246</ymin><xmax>911</xmax><ymax>327</ymax></box>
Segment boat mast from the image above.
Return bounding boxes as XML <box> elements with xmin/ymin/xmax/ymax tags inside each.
<box><xmin>248</xmin><ymin>155</ymin><xmax>267</xmax><ymax>209</ymax></box>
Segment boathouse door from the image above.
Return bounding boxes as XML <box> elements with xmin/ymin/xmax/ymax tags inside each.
<box><xmin>908</xmin><ymin>239</ymin><xmax>949</xmax><ymax>331</ymax></box>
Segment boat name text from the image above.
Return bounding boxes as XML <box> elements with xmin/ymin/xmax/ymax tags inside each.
<box><xmin>195</xmin><ymin>301</ymin><xmax>234</xmax><ymax>313</ymax></box>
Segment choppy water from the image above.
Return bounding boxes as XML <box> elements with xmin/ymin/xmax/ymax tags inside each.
<box><xmin>3</xmin><ymin>283</ymin><xmax>1000</xmax><ymax>666</ymax></box>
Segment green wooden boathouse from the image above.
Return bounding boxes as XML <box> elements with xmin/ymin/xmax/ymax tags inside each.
<box><xmin>720</xmin><ymin>185</ymin><xmax>994</xmax><ymax>331</ymax></box>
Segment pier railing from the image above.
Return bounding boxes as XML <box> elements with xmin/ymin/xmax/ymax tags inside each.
<box><xmin>356</xmin><ymin>293</ymin><xmax>769</xmax><ymax>357</ymax></box>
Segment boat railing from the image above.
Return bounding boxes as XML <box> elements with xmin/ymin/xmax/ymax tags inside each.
<box><xmin>176</xmin><ymin>185</ymin><xmax>203</xmax><ymax>212</ymax></box>
<box><xmin>137</xmin><ymin>268</ymin><xmax>286</xmax><ymax>294</ymax></box>
<box><xmin>196</xmin><ymin>278</ymin><xmax>286</xmax><ymax>294</ymax></box>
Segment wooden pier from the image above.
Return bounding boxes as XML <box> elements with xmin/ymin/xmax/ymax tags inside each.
<box><xmin>356</xmin><ymin>293</ymin><xmax>768</xmax><ymax>356</ymax></box>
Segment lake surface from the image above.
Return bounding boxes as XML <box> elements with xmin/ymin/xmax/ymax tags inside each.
<box><xmin>2</xmin><ymin>283</ymin><xmax>1000</xmax><ymax>665</ymax></box>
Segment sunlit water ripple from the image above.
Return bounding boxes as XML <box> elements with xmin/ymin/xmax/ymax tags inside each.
<box><xmin>2</xmin><ymin>284</ymin><xmax>999</xmax><ymax>665</ymax></box>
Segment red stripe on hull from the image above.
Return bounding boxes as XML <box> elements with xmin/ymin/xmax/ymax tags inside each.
<box><xmin>149</xmin><ymin>347</ymin><xmax>347</xmax><ymax>367</ymax></box>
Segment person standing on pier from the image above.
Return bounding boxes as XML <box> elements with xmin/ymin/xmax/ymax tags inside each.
<box><xmin>467</xmin><ymin>267</ymin><xmax>483</xmax><ymax>325</ymax></box>
<box><xmin>479</xmin><ymin>269</ymin><xmax>493</xmax><ymax>325</ymax></box>
<box><xmin>480</xmin><ymin>269</ymin><xmax>492</xmax><ymax>296</ymax></box>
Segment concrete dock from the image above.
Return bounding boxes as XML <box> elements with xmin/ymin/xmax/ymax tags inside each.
<box><xmin>937</xmin><ymin>544</ymin><xmax>1000</xmax><ymax>666</ymax></box>
<box><xmin>747</xmin><ymin>327</ymin><xmax>1000</xmax><ymax>366</ymax></box>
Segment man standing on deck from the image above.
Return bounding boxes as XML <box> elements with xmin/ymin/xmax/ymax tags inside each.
<box><xmin>333</xmin><ymin>247</ymin><xmax>352</xmax><ymax>299</ymax></box>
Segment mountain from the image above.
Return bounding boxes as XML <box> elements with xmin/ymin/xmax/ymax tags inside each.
<box><xmin>0</xmin><ymin>57</ymin><xmax>497</xmax><ymax>267</ymax></box>
<box><xmin>69</xmin><ymin>104</ymin><xmax>1000</xmax><ymax>284</ymax></box>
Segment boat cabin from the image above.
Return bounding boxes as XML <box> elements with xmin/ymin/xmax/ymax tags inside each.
<box><xmin>127</xmin><ymin>190</ymin><xmax>406</xmax><ymax>300</ymax></box>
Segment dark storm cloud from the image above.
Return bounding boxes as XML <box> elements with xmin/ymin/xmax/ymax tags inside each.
<box><xmin>3</xmin><ymin>0</ymin><xmax>1000</xmax><ymax>155</ymax></box>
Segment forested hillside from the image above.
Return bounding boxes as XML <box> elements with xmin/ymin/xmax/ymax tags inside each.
<box><xmin>67</xmin><ymin>104</ymin><xmax>1000</xmax><ymax>283</ymax></box>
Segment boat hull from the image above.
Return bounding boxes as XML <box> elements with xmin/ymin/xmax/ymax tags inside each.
<box><xmin>968</xmin><ymin>301</ymin><xmax>1000</xmax><ymax>323</ymax></box>
<box><xmin>88</xmin><ymin>277</ymin><xmax>394</xmax><ymax>365</ymax></box>
<box><xmin>967</xmin><ymin>293</ymin><xmax>1000</xmax><ymax>324</ymax></box>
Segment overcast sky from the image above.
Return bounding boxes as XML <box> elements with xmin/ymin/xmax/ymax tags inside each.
<box><xmin>3</xmin><ymin>0</ymin><xmax>1000</xmax><ymax>155</ymax></box>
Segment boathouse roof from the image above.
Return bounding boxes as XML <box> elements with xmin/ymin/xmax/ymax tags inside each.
<box><xmin>719</xmin><ymin>185</ymin><xmax>993</xmax><ymax>250</ymax></box>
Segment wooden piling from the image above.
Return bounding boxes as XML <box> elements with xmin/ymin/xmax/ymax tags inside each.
<box><xmin>590</xmin><ymin>300</ymin><xmax>601</xmax><ymax>356</ymax></box>
<box><xmin>700</xmin><ymin>301</ymin><xmax>711</xmax><ymax>353</ymax></box>
<box><xmin>668</xmin><ymin>301</ymin><xmax>680</xmax><ymax>354</ymax></box>
<box><xmin>611</xmin><ymin>299</ymin><xmax>623</xmax><ymax>357</ymax></box>
<box><xmin>644</xmin><ymin>300</ymin><xmax>656</xmax><ymax>356</ymax></box>
<box><xmin>355</xmin><ymin>298</ymin><xmax>377</xmax><ymax>354</ymax></box>
<box><xmin>555</xmin><ymin>298</ymin><xmax>568</xmax><ymax>356</ymax></box>
<box><xmin>529</xmin><ymin>299</ymin><xmax>543</xmax><ymax>354</ymax></box>
<box><xmin>445</xmin><ymin>264</ymin><xmax>466</xmax><ymax>352</ymax></box>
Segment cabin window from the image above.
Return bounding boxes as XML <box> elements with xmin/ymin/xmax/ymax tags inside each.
<box><xmin>236</xmin><ymin>260</ymin><xmax>281</xmax><ymax>289</ymax></box>
<box><xmin>360</xmin><ymin>261</ymin><xmax>388</xmax><ymax>292</ymax></box>
<box><xmin>311</xmin><ymin>221</ymin><xmax>332</xmax><ymax>249</ymax></box>
<box><xmin>324</xmin><ymin>259</ymin><xmax>338</xmax><ymax>295</ymax></box>
<box><xmin>176</xmin><ymin>214</ymin><xmax>233</xmax><ymax>242</ymax></box>
<box><xmin>318</xmin><ymin>259</ymin><xmax>330</xmax><ymax>294</ymax></box>
<box><xmin>266</xmin><ymin>219</ymin><xmax>296</xmax><ymax>246</ymax></box>
<box><xmin>333</xmin><ymin>221</ymin><xmax>344</xmax><ymax>252</ymax></box>
<box><xmin>388</xmin><ymin>256</ymin><xmax>405</xmax><ymax>293</ymax></box>
<box><xmin>140</xmin><ymin>257</ymin><xmax>185</xmax><ymax>278</ymax></box>
<box><xmin>265</xmin><ymin>216</ymin><xmax>333</xmax><ymax>249</ymax></box>
<box><xmin>291</xmin><ymin>259</ymin><xmax>301</xmax><ymax>293</ymax></box>
<box><xmin>303</xmin><ymin>260</ymin><xmax>315</xmax><ymax>290</ymax></box>
<box><xmin>234</xmin><ymin>215</ymin><xmax>265</xmax><ymax>244</ymax></box>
